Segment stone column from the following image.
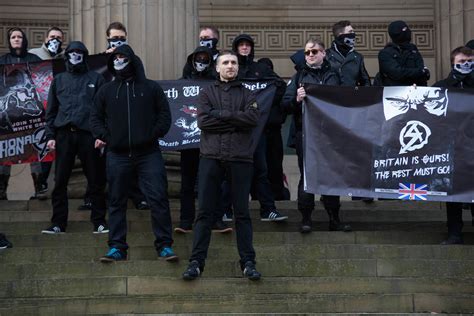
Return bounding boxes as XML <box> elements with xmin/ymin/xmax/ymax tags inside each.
<box><xmin>434</xmin><ymin>0</ymin><xmax>474</xmax><ymax>78</ymax></box>
<box><xmin>70</xmin><ymin>0</ymin><xmax>199</xmax><ymax>80</ymax></box>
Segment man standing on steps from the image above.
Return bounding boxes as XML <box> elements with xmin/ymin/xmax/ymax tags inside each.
<box><xmin>91</xmin><ymin>44</ymin><xmax>177</xmax><ymax>262</ymax></box>
<box><xmin>282</xmin><ymin>38</ymin><xmax>351</xmax><ymax>234</ymax></box>
<box><xmin>326</xmin><ymin>20</ymin><xmax>372</xmax><ymax>203</ymax></box>
<box><xmin>433</xmin><ymin>46</ymin><xmax>473</xmax><ymax>245</ymax></box>
<box><xmin>41</xmin><ymin>41</ymin><xmax>108</xmax><ymax>235</ymax></box>
<box><xmin>27</xmin><ymin>26</ymin><xmax>65</xmax><ymax>200</ymax></box>
<box><xmin>182</xmin><ymin>51</ymin><xmax>261</xmax><ymax>281</ymax></box>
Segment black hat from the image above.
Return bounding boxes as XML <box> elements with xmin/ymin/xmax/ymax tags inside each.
<box><xmin>466</xmin><ymin>39</ymin><xmax>474</xmax><ymax>50</ymax></box>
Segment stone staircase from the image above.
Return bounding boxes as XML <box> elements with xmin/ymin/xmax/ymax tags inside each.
<box><xmin>1</xmin><ymin>199</ymin><xmax>474</xmax><ymax>315</ymax></box>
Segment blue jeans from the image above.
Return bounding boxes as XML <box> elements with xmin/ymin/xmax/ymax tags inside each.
<box><xmin>106</xmin><ymin>149</ymin><xmax>173</xmax><ymax>251</ymax></box>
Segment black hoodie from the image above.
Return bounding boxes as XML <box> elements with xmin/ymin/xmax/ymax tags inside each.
<box><xmin>45</xmin><ymin>41</ymin><xmax>105</xmax><ymax>140</ymax></box>
<box><xmin>181</xmin><ymin>46</ymin><xmax>216</xmax><ymax>80</ymax></box>
<box><xmin>90</xmin><ymin>44</ymin><xmax>171</xmax><ymax>155</ymax></box>
<box><xmin>0</xmin><ymin>28</ymin><xmax>41</xmax><ymax>65</ymax></box>
<box><xmin>232</xmin><ymin>33</ymin><xmax>276</xmax><ymax>80</ymax></box>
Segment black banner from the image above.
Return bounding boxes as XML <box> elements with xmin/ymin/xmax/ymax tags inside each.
<box><xmin>159</xmin><ymin>80</ymin><xmax>276</xmax><ymax>151</ymax></box>
<box><xmin>303</xmin><ymin>85</ymin><xmax>474</xmax><ymax>203</ymax></box>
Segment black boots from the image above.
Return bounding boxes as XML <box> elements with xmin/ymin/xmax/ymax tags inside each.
<box><xmin>30</xmin><ymin>173</ymin><xmax>48</xmax><ymax>200</ymax></box>
<box><xmin>327</xmin><ymin>208</ymin><xmax>352</xmax><ymax>232</ymax></box>
<box><xmin>300</xmin><ymin>209</ymin><xmax>312</xmax><ymax>234</ymax></box>
<box><xmin>0</xmin><ymin>174</ymin><xmax>9</xmax><ymax>200</ymax></box>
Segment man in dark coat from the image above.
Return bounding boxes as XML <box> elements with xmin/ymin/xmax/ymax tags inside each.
<box><xmin>0</xmin><ymin>27</ymin><xmax>42</xmax><ymax>201</ymax></box>
<box><xmin>282</xmin><ymin>38</ymin><xmax>351</xmax><ymax>234</ymax></box>
<box><xmin>433</xmin><ymin>46</ymin><xmax>473</xmax><ymax>244</ymax></box>
<box><xmin>182</xmin><ymin>50</ymin><xmax>261</xmax><ymax>281</ymax></box>
<box><xmin>41</xmin><ymin>41</ymin><xmax>107</xmax><ymax>235</ymax></box>
<box><xmin>91</xmin><ymin>44</ymin><xmax>177</xmax><ymax>262</ymax></box>
<box><xmin>376</xmin><ymin>20</ymin><xmax>430</xmax><ymax>86</ymax></box>
<box><xmin>175</xmin><ymin>46</ymin><xmax>217</xmax><ymax>234</ymax></box>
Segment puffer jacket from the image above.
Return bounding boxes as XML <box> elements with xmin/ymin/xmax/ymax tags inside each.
<box><xmin>326</xmin><ymin>42</ymin><xmax>371</xmax><ymax>87</ymax></box>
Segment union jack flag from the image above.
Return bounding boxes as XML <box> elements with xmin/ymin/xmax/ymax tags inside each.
<box><xmin>398</xmin><ymin>183</ymin><xmax>428</xmax><ymax>201</ymax></box>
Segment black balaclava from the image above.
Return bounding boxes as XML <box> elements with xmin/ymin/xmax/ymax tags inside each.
<box><xmin>452</xmin><ymin>60</ymin><xmax>473</xmax><ymax>80</ymax></box>
<box><xmin>46</xmin><ymin>38</ymin><xmax>63</xmax><ymax>57</ymax></box>
<box><xmin>113</xmin><ymin>55</ymin><xmax>135</xmax><ymax>80</ymax></box>
<box><xmin>388</xmin><ymin>20</ymin><xmax>412</xmax><ymax>45</ymax></box>
<box><xmin>8</xmin><ymin>28</ymin><xmax>29</xmax><ymax>58</ymax></box>
<box><xmin>335</xmin><ymin>32</ymin><xmax>356</xmax><ymax>56</ymax></box>
<box><xmin>65</xmin><ymin>41</ymin><xmax>89</xmax><ymax>73</ymax></box>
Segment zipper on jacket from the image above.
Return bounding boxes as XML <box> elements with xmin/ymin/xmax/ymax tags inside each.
<box><xmin>126</xmin><ymin>82</ymin><xmax>132</xmax><ymax>157</ymax></box>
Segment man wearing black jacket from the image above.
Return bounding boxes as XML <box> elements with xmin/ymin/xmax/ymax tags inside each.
<box><xmin>433</xmin><ymin>46</ymin><xmax>473</xmax><ymax>245</ymax></box>
<box><xmin>282</xmin><ymin>38</ymin><xmax>351</xmax><ymax>234</ymax></box>
<box><xmin>228</xmin><ymin>33</ymin><xmax>288</xmax><ymax>221</ymax></box>
<box><xmin>41</xmin><ymin>41</ymin><xmax>107</xmax><ymax>234</ymax></box>
<box><xmin>376</xmin><ymin>20</ymin><xmax>430</xmax><ymax>86</ymax></box>
<box><xmin>91</xmin><ymin>44</ymin><xmax>177</xmax><ymax>262</ymax></box>
<box><xmin>175</xmin><ymin>46</ymin><xmax>218</xmax><ymax>234</ymax></box>
<box><xmin>182</xmin><ymin>50</ymin><xmax>261</xmax><ymax>281</ymax></box>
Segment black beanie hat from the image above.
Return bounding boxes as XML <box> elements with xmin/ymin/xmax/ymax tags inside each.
<box><xmin>466</xmin><ymin>39</ymin><xmax>474</xmax><ymax>50</ymax></box>
<box><xmin>388</xmin><ymin>20</ymin><xmax>411</xmax><ymax>44</ymax></box>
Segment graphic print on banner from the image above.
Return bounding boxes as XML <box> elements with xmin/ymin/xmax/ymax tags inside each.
<box><xmin>373</xmin><ymin>86</ymin><xmax>453</xmax><ymax>199</ymax></box>
<box><xmin>303</xmin><ymin>85</ymin><xmax>474</xmax><ymax>203</ymax></box>
<box><xmin>0</xmin><ymin>62</ymin><xmax>54</xmax><ymax>164</ymax></box>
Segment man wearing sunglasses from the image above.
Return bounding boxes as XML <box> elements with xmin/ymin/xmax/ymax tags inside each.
<box><xmin>282</xmin><ymin>38</ymin><xmax>351</xmax><ymax>234</ymax></box>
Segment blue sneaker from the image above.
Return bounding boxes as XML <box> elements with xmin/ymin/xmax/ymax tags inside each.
<box><xmin>100</xmin><ymin>247</ymin><xmax>127</xmax><ymax>263</ymax></box>
<box><xmin>159</xmin><ymin>246</ymin><xmax>178</xmax><ymax>262</ymax></box>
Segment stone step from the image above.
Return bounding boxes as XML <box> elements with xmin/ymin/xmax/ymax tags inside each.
<box><xmin>2</xmin><ymin>276</ymin><xmax>474</xmax><ymax>298</ymax></box>
<box><xmin>1</xmin><ymin>257</ymin><xmax>473</xmax><ymax>280</ymax></box>
<box><xmin>1</xmin><ymin>293</ymin><xmax>474</xmax><ymax>314</ymax></box>
<box><xmin>4</xmin><ymin>229</ymin><xmax>474</xmax><ymax>245</ymax></box>
<box><xmin>2</xmin><ymin>244</ymin><xmax>474</xmax><ymax>265</ymax></box>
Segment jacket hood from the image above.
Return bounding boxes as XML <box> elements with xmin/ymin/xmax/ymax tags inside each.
<box><xmin>108</xmin><ymin>44</ymin><xmax>146</xmax><ymax>81</ymax></box>
<box><xmin>65</xmin><ymin>41</ymin><xmax>89</xmax><ymax>56</ymax></box>
<box><xmin>7</xmin><ymin>28</ymin><xmax>29</xmax><ymax>57</ymax></box>
<box><xmin>232</xmin><ymin>33</ymin><xmax>255</xmax><ymax>63</ymax></box>
<box><xmin>186</xmin><ymin>46</ymin><xmax>214</xmax><ymax>68</ymax></box>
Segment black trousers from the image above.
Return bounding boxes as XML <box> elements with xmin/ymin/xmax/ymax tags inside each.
<box><xmin>106</xmin><ymin>150</ymin><xmax>173</xmax><ymax>251</ymax></box>
<box><xmin>295</xmin><ymin>131</ymin><xmax>340</xmax><ymax>213</ymax></box>
<box><xmin>190</xmin><ymin>158</ymin><xmax>256</xmax><ymax>269</ymax></box>
<box><xmin>51</xmin><ymin>128</ymin><xmax>106</xmax><ymax>228</ymax></box>
<box><xmin>179</xmin><ymin>148</ymin><xmax>200</xmax><ymax>227</ymax></box>
<box><xmin>265</xmin><ymin>127</ymin><xmax>286</xmax><ymax>200</ymax></box>
<box><xmin>445</xmin><ymin>202</ymin><xmax>470</xmax><ymax>238</ymax></box>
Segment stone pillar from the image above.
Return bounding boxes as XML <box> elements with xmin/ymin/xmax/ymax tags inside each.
<box><xmin>70</xmin><ymin>0</ymin><xmax>199</xmax><ymax>80</ymax></box>
<box><xmin>434</xmin><ymin>0</ymin><xmax>474</xmax><ymax>79</ymax></box>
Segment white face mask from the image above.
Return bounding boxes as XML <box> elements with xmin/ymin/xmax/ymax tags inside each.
<box><xmin>46</xmin><ymin>38</ymin><xmax>62</xmax><ymax>55</ymax></box>
<box><xmin>194</xmin><ymin>61</ymin><xmax>209</xmax><ymax>72</ymax></box>
<box><xmin>68</xmin><ymin>52</ymin><xmax>83</xmax><ymax>65</ymax></box>
<box><xmin>113</xmin><ymin>57</ymin><xmax>130</xmax><ymax>70</ymax></box>
<box><xmin>454</xmin><ymin>61</ymin><xmax>473</xmax><ymax>74</ymax></box>
<box><xmin>108</xmin><ymin>38</ymin><xmax>128</xmax><ymax>49</ymax></box>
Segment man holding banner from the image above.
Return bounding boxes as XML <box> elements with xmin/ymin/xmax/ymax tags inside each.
<box><xmin>182</xmin><ymin>50</ymin><xmax>261</xmax><ymax>281</ymax></box>
<box><xmin>282</xmin><ymin>38</ymin><xmax>351</xmax><ymax>234</ymax></box>
<box><xmin>434</xmin><ymin>46</ymin><xmax>473</xmax><ymax>245</ymax></box>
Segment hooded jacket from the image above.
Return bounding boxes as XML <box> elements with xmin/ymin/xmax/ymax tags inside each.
<box><xmin>377</xmin><ymin>41</ymin><xmax>428</xmax><ymax>86</ymax></box>
<box><xmin>198</xmin><ymin>79</ymin><xmax>259</xmax><ymax>163</ymax></box>
<box><xmin>232</xmin><ymin>34</ymin><xmax>277</xmax><ymax>80</ymax></box>
<box><xmin>90</xmin><ymin>44</ymin><xmax>171</xmax><ymax>155</ymax></box>
<box><xmin>181</xmin><ymin>46</ymin><xmax>216</xmax><ymax>80</ymax></box>
<box><xmin>281</xmin><ymin>59</ymin><xmax>340</xmax><ymax>131</ymax></box>
<box><xmin>433</xmin><ymin>71</ymin><xmax>474</xmax><ymax>89</ymax></box>
<box><xmin>45</xmin><ymin>41</ymin><xmax>105</xmax><ymax>140</ymax></box>
<box><xmin>326</xmin><ymin>41</ymin><xmax>371</xmax><ymax>87</ymax></box>
<box><xmin>0</xmin><ymin>28</ymin><xmax>41</xmax><ymax>65</ymax></box>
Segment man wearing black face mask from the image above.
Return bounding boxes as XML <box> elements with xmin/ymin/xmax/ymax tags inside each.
<box><xmin>27</xmin><ymin>26</ymin><xmax>65</xmax><ymax>201</ymax></box>
<box><xmin>326</xmin><ymin>20</ymin><xmax>370</xmax><ymax>87</ymax></box>
<box><xmin>0</xmin><ymin>27</ymin><xmax>41</xmax><ymax>201</ymax></box>
<box><xmin>175</xmin><ymin>46</ymin><xmax>217</xmax><ymax>234</ymax></box>
<box><xmin>29</xmin><ymin>27</ymin><xmax>64</xmax><ymax>60</ymax></box>
<box><xmin>433</xmin><ymin>46</ymin><xmax>473</xmax><ymax>245</ymax></box>
<box><xmin>91</xmin><ymin>45</ymin><xmax>177</xmax><ymax>262</ymax></box>
<box><xmin>376</xmin><ymin>20</ymin><xmax>430</xmax><ymax>86</ymax></box>
<box><xmin>182</xmin><ymin>26</ymin><xmax>220</xmax><ymax>79</ymax></box>
<box><xmin>41</xmin><ymin>41</ymin><xmax>107</xmax><ymax>235</ymax></box>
